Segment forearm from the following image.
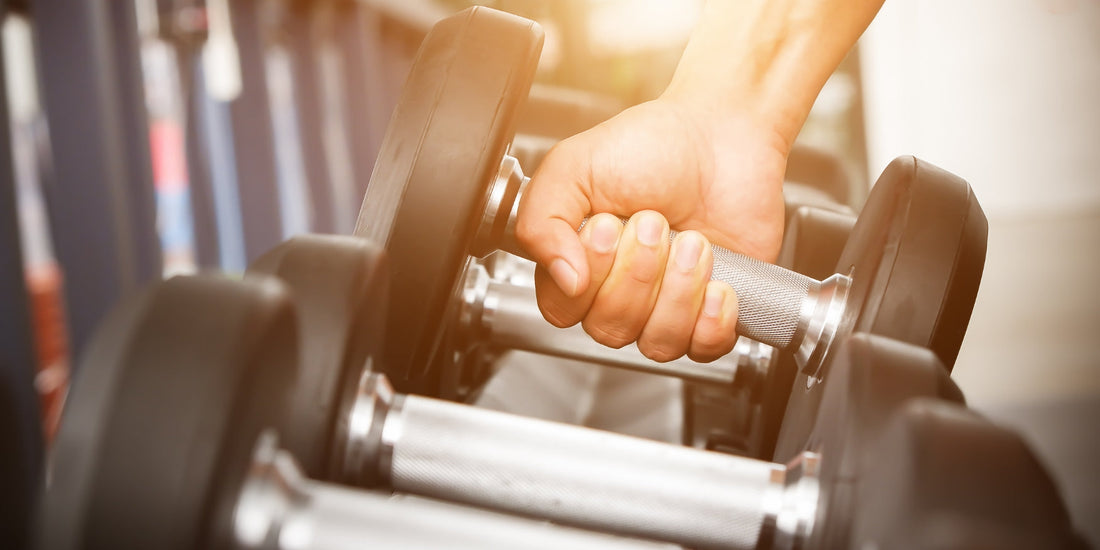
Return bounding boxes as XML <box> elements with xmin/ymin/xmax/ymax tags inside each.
<box><xmin>663</xmin><ymin>0</ymin><xmax>884</xmax><ymax>149</ymax></box>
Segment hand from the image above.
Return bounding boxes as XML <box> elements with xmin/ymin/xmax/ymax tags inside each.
<box><xmin>515</xmin><ymin>97</ymin><xmax>788</xmax><ymax>362</ymax></box>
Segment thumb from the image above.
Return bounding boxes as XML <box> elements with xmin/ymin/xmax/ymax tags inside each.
<box><xmin>515</xmin><ymin>140</ymin><xmax>593</xmax><ymax>298</ymax></box>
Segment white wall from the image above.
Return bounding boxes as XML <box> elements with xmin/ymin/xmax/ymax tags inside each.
<box><xmin>861</xmin><ymin>0</ymin><xmax>1100</xmax><ymax>217</ymax></box>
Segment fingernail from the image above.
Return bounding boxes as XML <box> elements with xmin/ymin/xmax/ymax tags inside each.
<box><xmin>589</xmin><ymin>216</ymin><xmax>620</xmax><ymax>253</ymax></box>
<box><xmin>703</xmin><ymin>285</ymin><xmax>724</xmax><ymax>318</ymax></box>
<box><xmin>549</xmin><ymin>258</ymin><xmax>580</xmax><ymax>296</ymax></box>
<box><xmin>635</xmin><ymin>213</ymin><xmax>664</xmax><ymax>247</ymax></box>
<box><xmin>673</xmin><ymin>233</ymin><xmax>703</xmax><ymax>272</ymax></box>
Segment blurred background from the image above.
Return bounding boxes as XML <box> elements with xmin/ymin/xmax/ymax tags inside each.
<box><xmin>1</xmin><ymin>0</ymin><xmax>1096</xmax><ymax>544</ymax></box>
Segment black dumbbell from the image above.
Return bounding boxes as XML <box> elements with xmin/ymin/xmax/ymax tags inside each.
<box><xmin>353</xmin><ymin>7</ymin><xmax>988</xmax><ymax>399</ymax></box>
<box><xmin>35</xmin><ymin>275</ymin><xmax>675</xmax><ymax>550</ymax></box>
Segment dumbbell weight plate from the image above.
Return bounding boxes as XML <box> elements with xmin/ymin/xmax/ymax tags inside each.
<box><xmin>770</xmin><ymin>333</ymin><xmax>964</xmax><ymax>549</ymax></box>
<box><xmin>773</xmin><ymin>157</ymin><xmax>987</xmax><ymax>463</ymax></box>
<box><xmin>247</xmin><ymin>235</ymin><xmax>388</xmax><ymax>479</ymax></box>
<box><xmin>848</xmin><ymin>400</ymin><xmax>1082</xmax><ymax>549</ymax></box>
<box><xmin>354</xmin><ymin>6</ymin><xmax>543</xmax><ymax>390</ymax></box>
<box><xmin>37</xmin><ymin>276</ymin><xmax>299</xmax><ymax>550</ymax></box>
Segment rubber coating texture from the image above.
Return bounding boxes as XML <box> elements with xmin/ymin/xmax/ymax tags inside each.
<box><xmin>773</xmin><ymin>156</ymin><xmax>987</xmax><ymax>463</ymax></box>
<box><xmin>36</xmin><ymin>275</ymin><xmax>299</xmax><ymax>550</ymax></box>
<box><xmin>248</xmin><ymin>235</ymin><xmax>388</xmax><ymax>480</ymax></box>
<box><xmin>354</xmin><ymin>7</ymin><xmax>543</xmax><ymax>391</ymax></box>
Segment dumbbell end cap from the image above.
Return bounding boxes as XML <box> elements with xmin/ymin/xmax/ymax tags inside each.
<box><xmin>333</xmin><ymin>371</ymin><xmax>394</xmax><ymax>488</ymax></box>
<box><xmin>234</xmin><ymin>431</ymin><xmax>305</xmax><ymax>549</ymax></box>
<box><xmin>760</xmin><ymin>451</ymin><xmax>822</xmax><ymax>550</ymax></box>
<box><xmin>472</xmin><ymin>155</ymin><xmax>529</xmax><ymax>259</ymax></box>
<box><xmin>795</xmin><ymin>273</ymin><xmax>850</xmax><ymax>379</ymax></box>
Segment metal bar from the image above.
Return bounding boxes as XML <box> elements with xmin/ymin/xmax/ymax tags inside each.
<box><xmin>0</xmin><ymin>28</ymin><xmax>43</xmax><ymax>550</ymax></box>
<box><xmin>31</xmin><ymin>0</ymin><xmax>161</xmax><ymax>357</ymax></box>
<box><xmin>177</xmin><ymin>45</ymin><xmax>222</xmax><ymax>268</ymax></box>
<box><xmin>106</xmin><ymin>0</ymin><xmax>162</xmax><ymax>283</ymax></box>
<box><xmin>226</xmin><ymin>0</ymin><xmax>283</xmax><ymax>261</ymax></box>
<box><xmin>236</xmin><ymin>436</ymin><xmax>675</xmax><ymax>550</ymax></box>
<box><xmin>382</xmin><ymin>394</ymin><xmax>781</xmax><ymax>550</ymax></box>
<box><xmin>285</xmin><ymin>1</ymin><xmax>335</xmax><ymax>233</ymax></box>
<box><xmin>333</xmin><ymin>1</ymin><xmax>388</xmax><ymax>203</ymax></box>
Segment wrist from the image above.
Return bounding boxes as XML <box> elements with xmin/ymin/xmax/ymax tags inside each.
<box><xmin>662</xmin><ymin>0</ymin><xmax>882</xmax><ymax>149</ymax></box>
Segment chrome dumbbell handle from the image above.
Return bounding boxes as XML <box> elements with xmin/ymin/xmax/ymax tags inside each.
<box><xmin>460</xmin><ymin>263</ymin><xmax>765</xmax><ymax>385</ymax></box>
<box><xmin>475</xmin><ymin>155</ymin><xmax>851</xmax><ymax>375</ymax></box>
<box><xmin>235</xmin><ymin>432</ymin><xmax>674</xmax><ymax>550</ymax></box>
<box><xmin>339</xmin><ymin>373</ymin><xmax>819</xmax><ymax>550</ymax></box>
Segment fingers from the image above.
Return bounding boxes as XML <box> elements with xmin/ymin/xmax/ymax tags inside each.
<box><xmin>535</xmin><ymin>211</ymin><xmax>741</xmax><ymax>363</ymax></box>
<box><xmin>582</xmin><ymin>211</ymin><xmax>670</xmax><ymax>348</ymax></box>
<box><xmin>687</xmin><ymin>281</ymin><xmax>740</xmax><ymax>363</ymax></box>
<box><xmin>635</xmin><ymin>231</ymin><xmax>712</xmax><ymax>362</ymax></box>
<box><xmin>516</xmin><ymin>139</ymin><xmax>592</xmax><ymax>298</ymax></box>
<box><xmin>534</xmin><ymin>213</ymin><xmax>623</xmax><ymax>327</ymax></box>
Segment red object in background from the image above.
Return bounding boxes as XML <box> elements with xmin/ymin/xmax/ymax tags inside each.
<box><xmin>26</xmin><ymin>262</ymin><xmax>69</xmax><ymax>445</ymax></box>
<box><xmin>150</xmin><ymin>119</ymin><xmax>189</xmax><ymax>191</ymax></box>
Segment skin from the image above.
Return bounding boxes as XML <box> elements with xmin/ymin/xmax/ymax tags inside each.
<box><xmin>516</xmin><ymin>0</ymin><xmax>886</xmax><ymax>362</ymax></box>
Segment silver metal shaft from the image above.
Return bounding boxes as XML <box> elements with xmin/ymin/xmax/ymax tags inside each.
<box><xmin>235</xmin><ymin>432</ymin><xmax>676</xmax><ymax>550</ymax></box>
<box><xmin>339</xmin><ymin>373</ymin><xmax>808</xmax><ymax>550</ymax></box>
<box><xmin>460</xmin><ymin>262</ymin><xmax>748</xmax><ymax>384</ymax></box>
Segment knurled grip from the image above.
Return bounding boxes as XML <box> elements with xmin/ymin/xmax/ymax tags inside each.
<box><xmin>699</xmin><ymin>235</ymin><xmax>815</xmax><ymax>350</ymax></box>
<box><xmin>383</xmin><ymin>394</ymin><xmax>779</xmax><ymax>550</ymax></box>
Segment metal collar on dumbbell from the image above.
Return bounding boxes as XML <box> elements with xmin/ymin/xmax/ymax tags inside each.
<box><xmin>472</xmin><ymin>154</ymin><xmax>527</xmax><ymax>258</ymax></box>
<box><xmin>233</xmin><ymin>431</ymin><xmax>303</xmax><ymax>549</ymax></box>
<box><xmin>795</xmin><ymin>273</ymin><xmax>850</xmax><ymax>381</ymax></box>
<box><xmin>336</xmin><ymin>370</ymin><xmax>395</xmax><ymax>487</ymax></box>
<box><xmin>758</xmin><ymin>451</ymin><xmax>822</xmax><ymax>550</ymax></box>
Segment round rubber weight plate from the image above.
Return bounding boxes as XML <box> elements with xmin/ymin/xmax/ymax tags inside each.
<box><xmin>248</xmin><ymin>234</ymin><xmax>387</xmax><ymax>479</ymax></box>
<box><xmin>788</xmin><ymin>333</ymin><xmax>961</xmax><ymax>549</ymax></box>
<box><xmin>773</xmin><ymin>156</ymin><xmax>988</xmax><ymax>463</ymax></box>
<box><xmin>38</xmin><ymin>275</ymin><xmax>299</xmax><ymax>550</ymax></box>
<box><xmin>353</xmin><ymin>7</ymin><xmax>543</xmax><ymax>389</ymax></box>
<box><xmin>851</xmin><ymin>401</ymin><xmax>1080</xmax><ymax>549</ymax></box>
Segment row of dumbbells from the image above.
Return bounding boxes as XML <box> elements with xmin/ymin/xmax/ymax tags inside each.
<box><xmin>36</xmin><ymin>239</ymin><xmax>1079</xmax><ymax>550</ymax></box>
<box><xmin>34</xmin><ymin>6</ymin><xmax>1084</xmax><ymax>550</ymax></box>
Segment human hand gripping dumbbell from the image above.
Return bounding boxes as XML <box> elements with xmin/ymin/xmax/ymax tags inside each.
<box><xmin>353</xmin><ymin>7</ymin><xmax>988</xmax><ymax>394</ymax></box>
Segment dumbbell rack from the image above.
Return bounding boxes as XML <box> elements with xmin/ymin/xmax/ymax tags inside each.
<box><xmin>4</xmin><ymin>4</ymin><xmax>1088</xmax><ymax>550</ymax></box>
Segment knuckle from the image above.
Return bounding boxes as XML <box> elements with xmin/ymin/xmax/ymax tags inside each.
<box><xmin>689</xmin><ymin>333</ymin><xmax>736</xmax><ymax>363</ymax></box>
<box><xmin>638</xmin><ymin>340</ymin><xmax>682</xmax><ymax>363</ymax></box>
<box><xmin>582</xmin><ymin>321</ymin><xmax>635</xmax><ymax>349</ymax></box>
<box><xmin>692</xmin><ymin>329</ymin><xmax>726</xmax><ymax>351</ymax></box>
<box><xmin>687</xmin><ymin>348</ymin><xmax>720</xmax><ymax>363</ymax></box>
<box><xmin>623</xmin><ymin>251</ymin><xmax>662</xmax><ymax>285</ymax></box>
<box><xmin>535</xmin><ymin>291</ymin><xmax>581</xmax><ymax>328</ymax></box>
<box><xmin>538</xmin><ymin>299</ymin><xmax>580</xmax><ymax>328</ymax></box>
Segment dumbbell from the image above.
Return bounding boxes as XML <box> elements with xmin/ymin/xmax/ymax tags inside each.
<box><xmin>353</xmin><ymin>7</ymin><xmax>988</xmax><ymax>397</ymax></box>
<box><xmin>36</xmin><ymin>275</ymin><xmax>674</xmax><ymax>550</ymax></box>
